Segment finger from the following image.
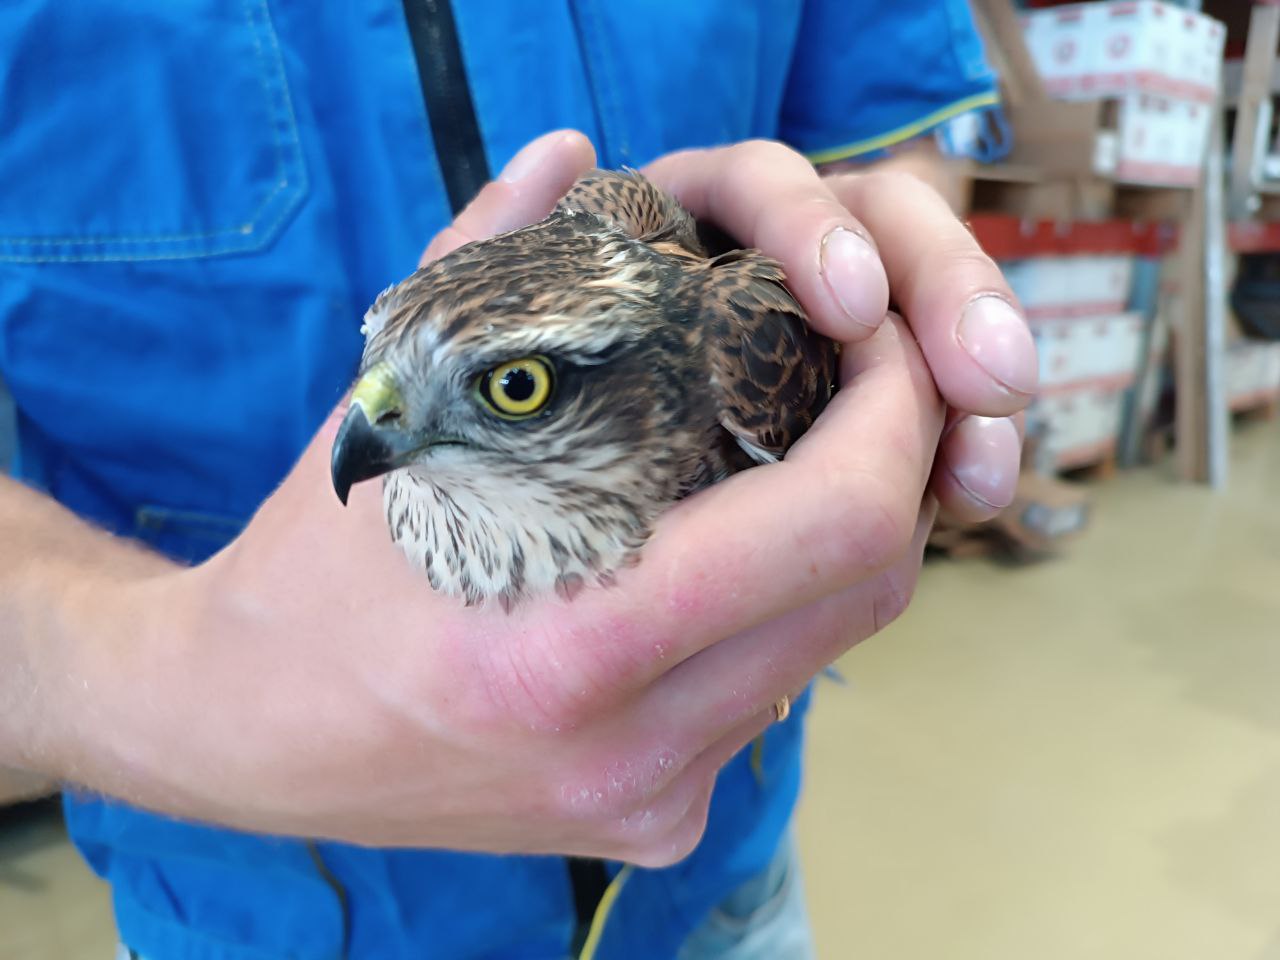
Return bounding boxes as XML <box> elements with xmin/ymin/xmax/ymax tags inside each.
<box><xmin>526</xmin><ymin>313</ymin><xmax>942</xmax><ymax>694</ymax></box>
<box><xmin>644</xmin><ymin>140</ymin><xmax>890</xmax><ymax>342</ymax></box>
<box><xmin>826</xmin><ymin>170</ymin><xmax>1038</xmax><ymax>417</ymax></box>
<box><xmin>420</xmin><ymin>129</ymin><xmax>598</xmax><ymax>265</ymax></box>
<box><xmin>645</xmin><ymin>496</ymin><xmax>937</xmax><ymax>748</ymax></box>
<box><xmin>608</xmin><ymin>710</ymin><xmax>772</xmax><ymax>867</ymax></box>
<box><xmin>930</xmin><ymin>414</ymin><xmax>1021</xmax><ymax>522</ymax></box>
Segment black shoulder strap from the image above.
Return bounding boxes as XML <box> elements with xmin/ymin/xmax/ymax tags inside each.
<box><xmin>401</xmin><ymin>0</ymin><xmax>491</xmax><ymax>215</ymax></box>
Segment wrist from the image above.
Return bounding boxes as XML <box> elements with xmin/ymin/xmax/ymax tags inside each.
<box><xmin>48</xmin><ymin>562</ymin><xmax>208</xmax><ymax>811</ymax></box>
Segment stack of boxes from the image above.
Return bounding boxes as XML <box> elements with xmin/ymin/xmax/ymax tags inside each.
<box><xmin>1022</xmin><ymin>1</ymin><xmax>1225</xmax><ymax>185</ymax></box>
<box><xmin>1224</xmin><ymin>339</ymin><xmax>1280</xmax><ymax>412</ymax></box>
<box><xmin>1011</xmin><ymin>253</ymin><xmax>1144</xmax><ymax>469</ymax></box>
<box><xmin>974</xmin><ymin>218</ymin><xmax>1168</xmax><ymax>470</ymax></box>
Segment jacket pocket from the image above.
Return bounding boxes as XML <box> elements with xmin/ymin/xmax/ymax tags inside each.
<box><xmin>677</xmin><ymin>831</ymin><xmax>811</xmax><ymax>958</ymax></box>
<box><xmin>0</xmin><ymin>0</ymin><xmax>307</xmax><ymax>262</ymax></box>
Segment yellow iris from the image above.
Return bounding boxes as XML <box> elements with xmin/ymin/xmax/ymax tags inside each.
<box><xmin>480</xmin><ymin>357</ymin><xmax>553</xmax><ymax>418</ymax></box>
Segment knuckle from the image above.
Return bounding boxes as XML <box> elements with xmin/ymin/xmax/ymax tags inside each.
<box><xmin>469</xmin><ymin>632</ymin><xmax>596</xmax><ymax>733</ymax></box>
<box><xmin>556</xmin><ymin>744</ymin><xmax>685</xmax><ymax>826</ymax></box>
<box><xmin>907</xmin><ymin>244</ymin><xmax>1009</xmax><ymax>304</ymax></box>
<box><xmin>717</xmin><ymin>141</ymin><xmax>813</xmax><ymax>212</ymax></box>
<box><xmin>815</xmin><ymin>472</ymin><xmax>917</xmax><ymax>578</ymax></box>
<box><xmin>859</xmin><ymin>168</ymin><xmax>925</xmax><ymax>198</ymax></box>
<box><xmin>564</xmin><ymin>614</ymin><xmax>655</xmax><ymax>696</ymax></box>
<box><xmin>942</xmin><ymin>245</ymin><xmax>1005</xmax><ymax>283</ymax></box>
<box><xmin>471</xmin><ymin>613</ymin><xmax>654</xmax><ymax>732</ymax></box>
<box><xmin>731</xmin><ymin>138</ymin><xmax>803</xmax><ymax>167</ymax></box>
<box><xmin>871</xmin><ymin>564</ymin><xmax>920</xmax><ymax>634</ymax></box>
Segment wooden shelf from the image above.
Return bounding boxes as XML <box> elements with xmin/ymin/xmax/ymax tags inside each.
<box><xmin>968</xmin><ymin>214</ymin><xmax>1180</xmax><ymax>259</ymax></box>
<box><xmin>1228</xmin><ymin>219</ymin><xmax>1280</xmax><ymax>251</ymax></box>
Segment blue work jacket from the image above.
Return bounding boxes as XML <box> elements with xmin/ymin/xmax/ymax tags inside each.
<box><xmin>0</xmin><ymin>2</ymin><xmax>996</xmax><ymax>957</ymax></box>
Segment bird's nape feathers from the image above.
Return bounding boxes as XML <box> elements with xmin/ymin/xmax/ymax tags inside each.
<box><xmin>334</xmin><ymin>168</ymin><xmax>837</xmax><ymax>609</ymax></box>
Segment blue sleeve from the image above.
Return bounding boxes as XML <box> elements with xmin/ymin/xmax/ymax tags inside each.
<box><xmin>779</xmin><ymin>0</ymin><xmax>1000</xmax><ymax>163</ymax></box>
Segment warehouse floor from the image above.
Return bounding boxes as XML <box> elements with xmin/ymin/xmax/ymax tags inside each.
<box><xmin>2</xmin><ymin>421</ymin><xmax>1278</xmax><ymax>959</ymax></box>
<box><xmin>799</xmin><ymin>418</ymin><xmax>1280</xmax><ymax>960</ymax></box>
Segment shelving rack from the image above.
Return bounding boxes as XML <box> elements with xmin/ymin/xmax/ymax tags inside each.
<box><xmin>962</xmin><ymin>0</ymin><xmax>1275</xmax><ymax>488</ymax></box>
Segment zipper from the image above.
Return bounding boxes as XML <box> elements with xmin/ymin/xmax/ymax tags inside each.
<box><xmin>397</xmin><ymin>4</ymin><xmax>614</xmax><ymax>951</ymax></box>
<box><xmin>306</xmin><ymin>841</ymin><xmax>350</xmax><ymax>960</ymax></box>
<box><xmin>400</xmin><ymin>0</ymin><xmax>491</xmax><ymax>215</ymax></box>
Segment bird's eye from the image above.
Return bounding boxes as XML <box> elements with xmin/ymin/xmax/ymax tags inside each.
<box><xmin>478</xmin><ymin>356</ymin><xmax>554</xmax><ymax>418</ymax></box>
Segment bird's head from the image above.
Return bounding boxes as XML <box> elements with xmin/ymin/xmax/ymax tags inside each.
<box><xmin>329</xmin><ymin>218</ymin><xmax>711</xmax><ymax>607</ymax></box>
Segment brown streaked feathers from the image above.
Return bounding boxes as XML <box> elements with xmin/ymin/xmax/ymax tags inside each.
<box><xmin>340</xmin><ymin>168</ymin><xmax>838</xmax><ymax>608</ymax></box>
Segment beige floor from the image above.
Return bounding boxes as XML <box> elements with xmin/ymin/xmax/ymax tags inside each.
<box><xmin>0</xmin><ymin>802</ymin><xmax>114</xmax><ymax>960</ymax></box>
<box><xmin>1</xmin><ymin>421</ymin><xmax>1277</xmax><ymax>959</ymax></box>
<box><xmin>799</xmin><ymin>419</ymin><xmax>1280</xmax><ymax>959</ymax></box>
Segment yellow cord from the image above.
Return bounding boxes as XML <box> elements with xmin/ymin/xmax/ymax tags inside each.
<box><xmin>577</xmin><ymin>864</ymin><xmax>635</xmax><ymax>960</ymax></box>
<box><xmin>805</xmin><ymin>90</ymin><xmax>1001</xmax><ymax>165</ymax></box>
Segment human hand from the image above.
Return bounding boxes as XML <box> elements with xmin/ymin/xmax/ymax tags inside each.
<box><xmin>646</xmin><ymin>140</ymin><xmax>1037</xmax><ymax>523</ymax></box>
<box><xmin>68</xmin><ymin>131</ymin><xmax>942</xmax><ymax>865</ymax></box>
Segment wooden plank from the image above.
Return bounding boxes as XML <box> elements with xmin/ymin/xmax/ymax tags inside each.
<box><xmin>1176</xmin><ymin>169</ymin><xmax>1208</xmax><ymax>479</ymax></box>
<box><xmin>1228</xmin><ymin>5</ymin><xmax>1280</xmax><ymax>219</ymax></box>
<box><xmin>963</xmin><ymin>161</ymin><xmax>1048</xmax><ymax>184</ymax></box>
<box><xmin>1118</xmin><ymin>256</ymin><xmax>1170</xmax><ymax>468</ymax></box>
<box><xmin>968</xmin><ymin>0</ymin><xmax>1047</xmax><ymax>107</ymax></box>
<box><xmin>1003</xmin><ymin>100</ymin><xmax>1107</xmax><ymax>177</ymax></box>
<box><xmin>1203</xmin><ymin>103</ymin><xmax>1231</xmax><ymax>489</ymax></box>
<box><xmin>1112</xmin><ymin>186</ymin><xmax>1194</xmax><ymax>222</ymax></box>
<box><xmin>1176</xmin><ymin>99</ymin><xmax>1230</xmax><ymax>487</ymax></box>
<box><xmin>970</xmin><ymin>178</ymin><xmax>1076</xmax><ymax>220</ymax></box>
<box><xmin>1220</xmin><ymin>59</ymin><xmax>1280</xmax><ymax>108</ymax></box>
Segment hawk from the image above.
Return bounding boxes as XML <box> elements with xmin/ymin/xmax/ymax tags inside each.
<box><xmin>331</xmin><ymin>169</ymin><xmax>837</xmax><ymax>610</ymax></box>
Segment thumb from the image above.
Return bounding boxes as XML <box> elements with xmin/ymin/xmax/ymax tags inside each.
<box><xmin>420</xmin><ymin>130</ymin><xmax>598</xmax><ymax>265</ymax></box>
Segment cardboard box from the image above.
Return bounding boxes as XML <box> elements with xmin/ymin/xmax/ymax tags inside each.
<box><xmin>1002</xmin><ymin>254</ymin><xmax>1134</xmax><ymax>319</ymax></box>
<box><xmin>1002</xmin><ymin>469</ymin><xmax>1092</xmax><ymax>554</ymax></box>
<box><xmin>1112</xmin><ymin>92</ymin><xmax>1210</xmax><ymax>186</ymax></box>
<box><xmin>1024</xmin><ymin>1</ymin><xmax>1225</xmax><ymax>103</ymax></box>
<box><xmin>1225</xmin><ymin>341</ymin><xmax>1280</xmax><ymax>408</ymax></box>
<box><xmin>1029</xmin><ymin>386</ymin><xmax>1128</xmax><ymax>469</ymax></box>
<box><xmin>1019</xmin><ymin>1</ymin><xmax>1222</xmax><ymax>186</ymax></box>
<box><xmin>1022</xmin><ymin>5</ymin><xmax>1092</xmax><ymax>98</ymax></box>
<box><xmin>1035</xmin><ymin>311</ymin><xmax>1145</xmax><ymax>391</ymax></box>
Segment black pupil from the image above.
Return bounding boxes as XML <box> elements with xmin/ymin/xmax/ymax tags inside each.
<box><xmin>500</xmin><ymin>366</ymin><xmax>536</xmax><ymax>402</ymax></box>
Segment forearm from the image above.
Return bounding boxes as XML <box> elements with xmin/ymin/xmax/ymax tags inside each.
<box><xmin>0</xmin><ymin>475</ymin><xmax>177</xmax><ymax>783</ymax></box>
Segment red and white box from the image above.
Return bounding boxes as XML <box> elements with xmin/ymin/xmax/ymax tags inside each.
<box><xmin>1029</xmin><ymin>386</ymin><xmax>1127</xmax><ymax>469</ymax></box>
<box><xmin>1002</xmin><ymin>254</ymin><xmax>1134</xmax><ymax>320</ymax></box>
<box><xmin>1023</xmin><ymin>1</ymin><xmax>1225</xmax><ymax>103</ymax></box>
<box><xmin>1225</xmin><ymin>341</ymin><xmax>1280</xmax><ymax>410</ymax></box>
<box><xmin>1112</xmin><ymin>92</ymin><xmax>1210</xmax><ymax>186</ymax></box>
<box><xmin>1022</xmin><ymin>5</ymin><xmax>1093</xmax><ymax>98</ymax></box>
<box><xmin>1034</xmin><ymin>311</ymin><xmax>1145</xmax><ymax>393</ymax></box>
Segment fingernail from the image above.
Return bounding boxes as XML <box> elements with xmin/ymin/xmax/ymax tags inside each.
<box><xmin>957</xmin><ymin>296</ymin><xmax>1039</xmax><ymax>397</ymax></box>
<box><xmin>946</xmin><ymin>416</ymin><xmax>1020</xmax><ymax>510</ymax></box>
<box><xmin>820</xmin><ymin>227</ymin><xmax>887</xmax><ymax>330</ymax></box>
<box><xmin>499</xmin><ymin>132</ymin><xmax>565</xmax><ymax>184</ymax></box>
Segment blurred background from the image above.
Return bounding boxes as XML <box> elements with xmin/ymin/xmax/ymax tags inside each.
<box><xmin>2</xmin><ymin>1</ymin><xmax>1278</xmax><ymax>958</ymax></box>
<box><xmin>798</xmin><ymin>2</ymin><xmax>1280</xmax><ymax>957</ymax></box>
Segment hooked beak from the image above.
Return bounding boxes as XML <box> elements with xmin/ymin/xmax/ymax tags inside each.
<box><xmin>331</xmin><ymin>363</ymin><xmax>415</xmax><ymax>505</ymax></box>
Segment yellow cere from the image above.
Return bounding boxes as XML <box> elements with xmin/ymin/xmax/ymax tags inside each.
<box><xmin>351</xmin><ymin>362</ymin><xmax>403</xmax><ymax>421</ymax></box>
<box><xmin>484</xmin><ymin>357</ymin><xmax>553</xmax><ymax>418</ymax></box>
